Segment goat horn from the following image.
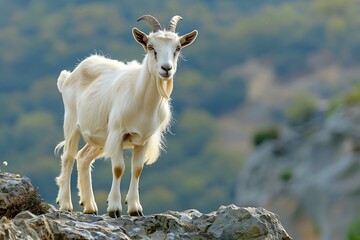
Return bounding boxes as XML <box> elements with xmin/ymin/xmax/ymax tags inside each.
<box><xmin>137</xmin><ymin>15</ymin><xmax>162</xmax><ymax>32</ymax></box>
<box><xmin>167</xmin><ymin>15</ymin><xmax>183</xmax><ymax>32</ymax></box>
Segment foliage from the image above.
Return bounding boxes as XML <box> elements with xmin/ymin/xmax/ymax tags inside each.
<box><xmin>327</xmin><ymin>83</ymin><xmax>360</xmax><ymax>116</ymax></box>
<box><xmin>344</xmin><ymin>84</ymin><xmax>360</xmax><ymax>106</ymax></box>
<box><xmin>279</xmin><ymin>169</ymin><xmax>293</xmax><ymax>182</ymax></box>
<box><xmin>285</xmin><ymin>93</ymin><xmax>317</xmax><ymax>125</ymax></box>
<box><xmin>347</xmin><ymin>217</ymin><xmax>360</xmax><ymax>240</ymax></box>
<box><xmin>252</xmin><ymin>125</ymin><xmax>280</xmax><ymax>147</ymax></box>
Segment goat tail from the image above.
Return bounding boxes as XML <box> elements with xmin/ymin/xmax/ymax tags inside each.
<box><xmin>54</xmin><ymin>140</ymin><xmax>66</xmax><ymax>156</ymax></box>
<box><xmin>57</xmin><ymin>70</ymin><xmax>71</xmax><ymax>93</ymax></box>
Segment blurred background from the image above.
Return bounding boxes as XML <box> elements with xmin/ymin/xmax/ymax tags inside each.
<box><xmin>1</xmin><ymin>0</ymin><xmax>360</xmax><ymax>239</ymax></box>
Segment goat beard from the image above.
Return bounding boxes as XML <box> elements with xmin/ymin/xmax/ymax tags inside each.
<box><xmin>156</xmin><ymin>76</ymin><xmax>173</xmax><ymax>100</ymax></box>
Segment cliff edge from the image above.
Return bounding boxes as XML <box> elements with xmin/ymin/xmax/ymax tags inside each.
<box><xmin>0</xmin><ymin>172</ymin><xmax>291</xmax><ymax>240</ymax></box>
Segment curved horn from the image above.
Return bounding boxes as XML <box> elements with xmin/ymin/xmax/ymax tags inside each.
<box><xmin>167</xmin><ymin>15</ymin><xmax>183</xmax><ymax>32</ymax></box>
<box><xmin>137</xmin><ymin>15</ymin><xmax>162</xmax><ymax>32</ymax></box>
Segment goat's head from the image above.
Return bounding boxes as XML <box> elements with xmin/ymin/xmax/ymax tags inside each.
<box><xmin>132</xmin><ymin>15</ymin><xmax>198</xmax><ymax>80</ymax></box>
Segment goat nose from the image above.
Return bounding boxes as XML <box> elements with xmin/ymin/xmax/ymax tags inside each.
<box><xmin>161</xmin><ymin>64</ymin><xmax>172</xmax><ymax>72</ymax></box>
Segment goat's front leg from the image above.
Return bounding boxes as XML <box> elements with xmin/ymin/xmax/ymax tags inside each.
<box><xmin>106</xmin><ymin>133</ymin><xmax>125</xmax><ymax>218</ymax></box>
<box><xmin>125</xmin><ymin>145</ymin><xmax>146</xmax><ymax>216</ymax></box>
<box><xmin>107</xmin><ymin>152</ymin><xmax>125</xmax><ymax>218</ymax></box>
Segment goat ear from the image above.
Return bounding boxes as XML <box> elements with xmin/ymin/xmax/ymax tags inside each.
<box><xmin>132</xmin><ymin>28</ymin><xmax>148</xmax><ymax>49</ymax></box>
<box><xmin>180</xmin><ymin>30</ymin><xmax>198</xmax><ymax>48</ymax></box>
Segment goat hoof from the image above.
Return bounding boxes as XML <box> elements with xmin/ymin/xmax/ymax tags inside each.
<box><xmin>79</xmin><ymin>202</ymin><xmax>84</xmax><ymax>206</ymax></box>
<box><xmin>125</xmin><ymin>200</ymin><xmax>127</xmax><ymax>205</ymax></box>
<box><xmin>129</xmin><ymin>210</ymin><xmax>143</xmax><ymax>217</ymax></box>
<box><xmin>109</xmin><ymin>210</ymin><xmax>121</xmax><ymax>218</ymax></box>
<box><xmin>60</xmin><ymin>209</ymin><xmax>71</xmax><ymax>214</ymax></box>
<box><xmin>84</xmin><ymin>211</ymin><xmax>97</xmax><ymax>215</ymax></box>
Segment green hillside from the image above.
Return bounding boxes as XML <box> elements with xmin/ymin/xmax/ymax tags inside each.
<box><xmin>0</xmin><ymin>0</ymin><xmax>359</xmax><ymax>214</ymax></box>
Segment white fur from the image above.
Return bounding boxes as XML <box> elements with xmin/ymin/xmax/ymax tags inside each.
<box><xmin>55</xmin><ymin>25</ymin><xmax>197</xmax><ymax>216</ymax></box>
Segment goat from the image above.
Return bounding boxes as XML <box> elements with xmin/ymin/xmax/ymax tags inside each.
<box><xmin>55</xmin><ymin>15</ymin><xmax>198</xmax><ymax>217</ymax></box>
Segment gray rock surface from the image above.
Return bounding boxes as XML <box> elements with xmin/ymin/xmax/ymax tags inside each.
<box><xmin>0</xmin><ymin>172</ymin><xmax>292</xmax><ymax>239</ymax></box>
<box><xmin>236</xmin><ymin>106</ymin><xmax>360</xmax><ymax>240</ymax></box>
<box><xmin>0</xmin><ymin>172</ymin><xmax>49</xmax><ymax>218</ymax></box>
<box><xmin>0</xmin><ymin>205</ymin><xmax>291</xmax><ymax>240</ymax></box>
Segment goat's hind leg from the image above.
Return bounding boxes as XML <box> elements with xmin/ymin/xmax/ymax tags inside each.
<box><xmin>56</xmin><ymin>130</ymin><xmax>81</xmax><ymax>211</ymax></box>
<box><xmin>76</xmin><ymin>144</ymin><xmax>103</xmax><ymax>214</ymax></box>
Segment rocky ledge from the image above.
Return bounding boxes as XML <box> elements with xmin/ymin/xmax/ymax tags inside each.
<box><xmin>0</xmin><ymin>172</ymin><xmax>292</xmax><ymax>239</ymax></box>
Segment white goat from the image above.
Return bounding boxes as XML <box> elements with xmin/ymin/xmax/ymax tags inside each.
<box><xmin>55</xmin><ymin>15</ymin><xmax>197</xmax><ymax>217</ymax></box>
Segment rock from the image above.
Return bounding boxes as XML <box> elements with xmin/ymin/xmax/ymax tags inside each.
<box><xmin>0</xmin><ymin>205</ymin><xmax>291</xmax><ymax>240</ymax></box>
<box><xmin>236</xmin><ymin>106</ymin><xmax>360</xmax><ymax>240</ymax></box>
<box><xmin>0</xmin><ymin>172</ymin><xmax>49</xmax><ymax>219</ymax></box>
<box><xmin>0</xmin><ymin>171</ymin><xmax>292</xmax><ymax>239</ymax></box>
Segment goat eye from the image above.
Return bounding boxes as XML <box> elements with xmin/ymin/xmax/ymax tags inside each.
<box><xmin>147</xmin><ymin>45</ymin><xmax>154</xmax><ymax>51</ymax></box>
<box><xmin>176</xmin><ymin>46</ymin><xmax>181</xmax><ymax>52</ymax></box>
